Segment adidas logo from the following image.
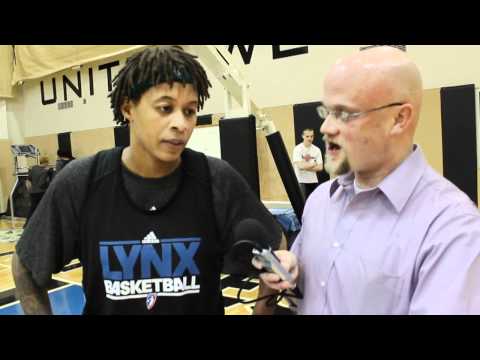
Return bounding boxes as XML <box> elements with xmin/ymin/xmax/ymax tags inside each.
<box><xmin>142</xmin><ymin>231</ymin><xmax>160</xmax><ymax>244</ymax></box>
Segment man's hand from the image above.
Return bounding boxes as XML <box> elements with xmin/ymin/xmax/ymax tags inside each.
<box><xmin>252</xmin><ymin>250</ymin><xmax>299</xmax><ymax>291</ymax></box>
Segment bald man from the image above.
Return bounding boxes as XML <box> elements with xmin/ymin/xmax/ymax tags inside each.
<box><xmin>257</xmin><ymin>46</ymin><xmax>480</xmax><ymax>314</ymax></box>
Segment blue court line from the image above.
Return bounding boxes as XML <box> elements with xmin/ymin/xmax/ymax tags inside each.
<box><xmin>0</xmin><ymin>284</ymin><xmax>85</xmax><ymax>315</ymax></box>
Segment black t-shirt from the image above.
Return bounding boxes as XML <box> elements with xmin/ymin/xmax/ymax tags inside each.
<box><xmin>28</xmin><ymin>166</ymin><xmax>53</xmax><ymax>194</ymax></box>
<box><xmin>16</xmin><ymin>148</ymin><xmax>282</xmax><ymax>288</ymax></box>
<box><xmin>79</xmin><ymin>147</ymin><xmax>224</xmax><ymax>314</ymax></box>
<box><xmin>55</xmin><ymin>158</ymin><xmax>73</xmax><ymax>174</ymax></box>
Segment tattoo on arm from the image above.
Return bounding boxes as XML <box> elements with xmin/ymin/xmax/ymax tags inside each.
<box><xmin>12</xmin><ymin>253</ymin><xmax>52</xmax><ymax>315</ymax></box>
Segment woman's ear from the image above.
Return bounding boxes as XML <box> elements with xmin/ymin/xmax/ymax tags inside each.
<box><xmin>121</xmin><ymin>98</ymin><xmax>133</xmax><ymax>123</ymax></box>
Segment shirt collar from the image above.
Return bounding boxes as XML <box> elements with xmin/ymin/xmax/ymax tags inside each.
<box><xmin>329</xmin><ymin>145</ymin><xmax>428</xmax><ymax>212</ymax></box>
<box><xmin>378</xmin><ymin>145</ymin><xmax>427</xmax><ymax>213</ymax></box>
<box><xmin>330</xmin><ymin>172</ymin><xmax>354</xmax><ymax>197</ymax></box>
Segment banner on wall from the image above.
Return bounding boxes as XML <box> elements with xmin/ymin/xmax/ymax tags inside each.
<box><xmin>12</xmin><ymin>45</ymin><xmax>480</xmax><ymax>139</ymax></box>
<box><xmin>18</xmin><ymin>45</ymin><xmax>362</xmax><ymax>137</ymax></box>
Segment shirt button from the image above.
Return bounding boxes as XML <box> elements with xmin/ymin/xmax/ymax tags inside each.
<box><xmin>320</xmin><ymin>281</ymin><xmax>326</xmax><ymax>287</ymax></box>
<box><xmin>332</xmin><ymin>242</ymin><xmax>341</xmax><ymax>248</ymax></box>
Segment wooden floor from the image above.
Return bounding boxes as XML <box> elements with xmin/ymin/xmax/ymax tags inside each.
<box><xmin>0</xmin><ymin>218</ymin><xmax>291</xmax><ymax>315</ymax></box>
<box><xmin>0</xmin><ymin>218</ymin><xmax>25</xmax><ymax>230</ymax></box>
<box><xmin>0</xmin><ymin>218</ymin><xmax>24</xmax><ymax>293</ymax></box>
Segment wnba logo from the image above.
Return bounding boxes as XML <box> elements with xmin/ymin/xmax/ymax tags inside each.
<box><xmin>146</xmin><ymin>293</ymin><xmax>157</xmax><ymax>310</ymax></box>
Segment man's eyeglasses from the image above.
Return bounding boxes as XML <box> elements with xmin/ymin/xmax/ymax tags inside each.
<box><xmin>316</xmin><ymin>102</ymin><xmax>405</xmax><ymax>123</ymax></box>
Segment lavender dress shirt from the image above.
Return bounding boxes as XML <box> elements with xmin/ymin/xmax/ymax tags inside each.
<box><xmin>291</xmin><ymin>145</ymin><xmax>480</xmax><ymax>314</ymax></box>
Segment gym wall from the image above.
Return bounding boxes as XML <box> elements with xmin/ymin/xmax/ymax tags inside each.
<box><xmin>70</xmin><ymin>127</ymin><xmax>115</xmax><ymax>158</ymax></box>
<box><xmin>415</xmin><ymin>89</ymin><xmax>443</xmax><ymax>174</ymax></box>
<box><xmin>23</xmin><ymin>133</ymin><xmax>58</xmax><ymax>167</ymax></box>
<box><xmin>3</xmin><ymin>46</ymin><xmax>480</xmax><ymax>207</ymax></box>
<box><xmin>1</xmin><ymin>86</ymin><xmax>479</xmax><ymax>206</ymax></box>
<box><xmin>0</xmin><ymin>100</ymin><xmax>10</xmax><ymax>210</ymax></box>
<box><xmin>12</xmin><ymin>46</ymin><xmax>480</xmax><ymax>139</ymax></box>
<box><xmin>14</xmin><ymin>50</ymin><xmax>228</xmax><ymax>138</ymax></box>
<box><xmin>0</xmin><ymin>139</ymin><xmax>13</xmax><ymax>212</ymax></box>
<box><xmin>257</xmin><ymin>105</ymin><xmax>295</xmax><ymax>201</ymax></box>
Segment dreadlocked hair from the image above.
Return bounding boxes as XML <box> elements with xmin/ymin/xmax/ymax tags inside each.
<box><xmin>109</xmin><ymin>46</ymin><xmax>212</xmax><ymax>126</ymax></box>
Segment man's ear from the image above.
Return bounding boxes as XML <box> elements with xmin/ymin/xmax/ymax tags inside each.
<box><xmin>391</xmin><ymin>104</ymin><xmax>413</xmax><ymax>135</ymax></box>
<box><xmin>120</xmin><ymin>98</ymin><xmax>133</xmax><ymax>123</ymax></box>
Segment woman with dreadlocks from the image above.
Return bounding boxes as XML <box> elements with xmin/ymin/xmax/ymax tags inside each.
<box><xmin>12</xmin><ymin>46</ymin><xmax>284</xmax><ymax>315</ymax></box>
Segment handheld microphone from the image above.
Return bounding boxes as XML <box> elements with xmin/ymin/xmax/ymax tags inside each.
<box><xmin>232</xmin><ymin>218</ymin><xmax>303</xmax><ymax>300</ymax></box>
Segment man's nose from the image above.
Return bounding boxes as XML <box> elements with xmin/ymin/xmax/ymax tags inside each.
<box><xmin>320</xmin><ymin>114</ymin><xmax>339</xmax><ymax>136</ymax></box>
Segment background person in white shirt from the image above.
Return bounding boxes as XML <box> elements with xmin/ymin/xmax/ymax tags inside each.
<box><xmin>292</xmin><ymin>128</ymin><xmax>323</xmax><ymax>200</ymax></box>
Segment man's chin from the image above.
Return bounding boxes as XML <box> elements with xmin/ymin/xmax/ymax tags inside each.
<box><xmin>326</xmin><ymin>159</ymin><xmax>349</xmax><ymax>177</ymax></box>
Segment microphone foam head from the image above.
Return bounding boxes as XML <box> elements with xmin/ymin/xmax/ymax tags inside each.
<box><xmin>233</xmin><ymin>218</ymin><xmax>270</xmax><ymax>249</ymax></box>
<box><xmin>229</xmin><ymin>218</ymin><xmax>271</xmax><ymax>268</ymax></box>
